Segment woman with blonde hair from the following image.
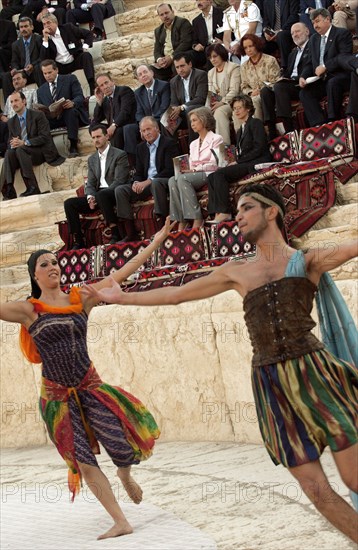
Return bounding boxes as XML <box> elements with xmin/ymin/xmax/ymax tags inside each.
<box><xmin>169</xmin><ymin>107</ymin><xmax>223</xmax><ymax>230</ymax></box>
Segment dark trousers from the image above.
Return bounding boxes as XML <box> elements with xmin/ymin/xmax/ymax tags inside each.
<box><xmin>57</xmin><ymin>52</ymin><xmax>95</xmax><ymax>91</ymax></box>
<box><xmin>123</xmin><ymin>123</ymin><xmax>140</xmax><ymax>156</ymax></box>
<box><xmin>299</xmin><ymin>73</ymin><xmax>351</xmax><ymax>126</ymax></box>
<box><xmin>261</xmin><ymin>80</ymin><xmax>300</xmax><ymax>123</ymax></box>
<box><xmin>0</xmin><ymin>120</ymin><xmax>9</xmax><ymax>157</ymax></box>
<box><xmin>64</xmin><ymin>190</ymin><xmax>117</xmax><ymax>235</ymax></box>
<box><xmin>4</xmin><ymin>146</ymin><xmax>45</xmax><ymax>184</ymax></box>
<box><xmin>66</xmin><ymin>3</ymin><xmax>115</xmax><ymax>32</ymax></box>
<box><xmin>115</xmin><ymin>178</ymin><xmax>170</xmax><ymax>219</ymax></box>
<box><xmin>347</xmin><ymin>72</ymin><xmax>358</xmax><ymax>118</ymax></box>
<box><xmin>0</xmin><ymin>2</ymin><xmax>36</xmax><ymax>21</ymax></box>
<box><xmin>48</xmin><ymin>107</ymin><xmax>80</xmax><ymax>141</ymax></box>
<box><xmin>0</xmin><ymin>48</ymin><xmax>12</xmax><ymax>74</ymax></box>
<box><xmin>207</xmin><ymin>164</ymin><xmax>253</xmax><ymax>215</ymax></box>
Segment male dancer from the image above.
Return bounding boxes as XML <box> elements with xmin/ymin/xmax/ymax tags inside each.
<box><xmin>83</xmin><ymin>183</ymin><xmax>357</xmax><ymax>543</ymax></box>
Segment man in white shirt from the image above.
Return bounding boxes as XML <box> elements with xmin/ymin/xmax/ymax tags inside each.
<box><xmin>63</xmin><ymin>124</ymin><xmax>130</xmax><ymax>249</ymax></box>
<box><xmin>222</xmin><ymin>0</ymin><xmax>263</xmax><ymax>62</ymax></box>
<box><xmin>39</xmin><ymin>13</ymin><xmax>95</xmax><ymax>93</ymax></box>
<box><xmin>191</xmin><ymin>0</ymin><xmax>224</xmax><ymax>68</ymax></box>
<box><xmin>1</xmin><ymin>71</ymin><xmax>38</xmax><ymax>121</ymax></box>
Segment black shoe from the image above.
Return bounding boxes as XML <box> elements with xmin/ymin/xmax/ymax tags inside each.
<box><xmin>109</xmin><ymin>236</ymin><xmax>120</xmax><ymax>244</ymax></box>
<box><xmin>20</xmin><ymin>186</ymin><xmax>41</xmax><ymax>197</ymax></box>
<box><xmin>119</xmin><ymin>235</ymin><xmax>139</xmax><ymax>243</ymax></box>
<box><xmin>2</xmin><ymin>185</ymin><xmax>17</xmax><ymax>200</ymax></box>
<box><xmin>69</xmin><ymin>146</ymin><xmax>79</xmax><ymax>158</ymax></box>
<box><xmin>71</xmin><ymin>242</ymin><xmax>86</xmax><ymax>250</ymax></box>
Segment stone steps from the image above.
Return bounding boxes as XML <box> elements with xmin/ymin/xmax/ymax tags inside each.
<box><xmin>0</xmin><ymin>226</ymin><xmax>64</xmax><ymax>269</ymax></box>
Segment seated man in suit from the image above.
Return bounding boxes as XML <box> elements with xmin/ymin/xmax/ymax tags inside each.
<box><xmin>64</xmin><ymin>124</ymin><xmax>130</xmax><ymax>249</ymax></box>
<box><xmin>299</xmin><ymin>0</ymin><xmax>334</xmax><ymax>33</ymax></box>
<box><xmin>168</xmin><ymin>52</ymin><xmax>208</xmax><ymax>142</ymax></box>
<box><xmin>335</xmin><ymin>53</ymin><xmax>358</xmax><ymax>121</ymax></box>
<box><xmin>92</xmin><ymin>72</ymin><xmax>136</xmax><ymax>151</ymax></box>
<box><xmin>66</xmin><ymin>0</ymin><xmax>115</xmax><ymax>41</ymax></box>
<box><xmin>299</xmin><ymin>8</ymin><xmax>352</xmax><ymax>126</ymax></box>
<box><xmin>2</xmin><ymin>17</ymin><xmax>44</xmax><ymax>101</ymax></box>
<box><xmin>152</xmin><ymin>3</ymin><xmax>193</xmax><ymax>81</ymax></box>
<box><xmin>2</xmin><ymin>71</ymin><xmax>38</xmax><ymax>121</ymax></box>
<box><xmin>262</xmin><ymin>0</ymin><xmax>299</xmax><ymax>70</ymax></box>
<box><xmin>261</xmin><ymin>22</ymin><xmax>310</xmax><ymax>140</ymax></box>
<box><xmin>123</xmin><ymin>64</ymin><xmax>171</xmax><ymax>158</ymax></box>
<box><xmin>33</xmin><ymin>0</ymin><xmax>69</xmax><ymax>30</ymax></box>
<box><xmin>37</xmin><ymin>59</ymin><xmax>89</xmax><ymax>157</ymax></box>
<box><xmin>115</xmin><ymin>116</ymin><xmax>179</xmax><ymax>242</ymax></box>
<box><xmin>39</xmin><ymin>13</ymin><xmax>95</xmax><ymax>93</ymax></box>
<box><xmin>191</xmin><ymin>0</ymin><xmax>224</xmax><ymax>69</ymax></box>
<box><xmin>1</xmin><ymin>91</ymin><xmax>64</xmax><ymax>200</ymax></box>
<box><xmin>0</xmin><ymin>18</ymin><xmax>17</xmax><ymax>78</ymax></box>
<box><xmin>0</xmin><ymin>0</ymin><xmax>37</xmax><ymax>22</ymax></box>
<box><xmin>332</xmin><ymin>0</ymin><xmax>357</xmax><ymax>31</ymax></box>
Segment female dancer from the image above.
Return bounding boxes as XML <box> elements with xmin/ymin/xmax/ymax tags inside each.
<box><xmin>0</xmin><ymin>219</ymin><xmax>173</xmax><ymax>540</ymax></box>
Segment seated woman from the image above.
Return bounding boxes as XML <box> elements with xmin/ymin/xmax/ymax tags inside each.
<box><xmin>169</xmin><ymin>107</ymin><xmax>223</xmax><ymax>230</ymax></box>
<box><xmin>206</xmin><ymin>43</ymin><xmax>241</xmax><ymax>145</ymax></box>
<box><xmin>239</xmin><ymin>33</ymin><xmax>280</xmax><ymax>121</ymax></box>
<box><xmin>207</xmin><ymin>94</ymin><xmax>271</xmax><ymax>223</ymax></box>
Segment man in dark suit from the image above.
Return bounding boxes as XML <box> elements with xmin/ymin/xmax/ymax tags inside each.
<box><xmin>92</xmin><ymin>72</ymin><xmax>136</xmax><ymax>151</ymax></box>
<box><xmin>1</xmin><ymin>91</ymin><xmax>64</xmax><ymax>200</ymax></box>
<box><xmin>32</xmin><ymin>0</ymin><xmax>68</xmax><ymax>28</ymax></box>
<box><xmin>335</xmin><ymin>53</ymin><xmax>358</xmax><ymax>121</ymax></box>
<box><xmin>261</xmin><ymin>22</ymin><xmax>310</xmax><ymax>139</ymax></box>
<box><xmin>299</xmin><ymin>0</ymin><xmax>334</xmax><ymax>33</ymax></box>
<box><xmin>64</xmin><ymin>124</ymin><xmax>130</xmax><ymax>249</ymax></box>
<box><xmin>262</xmin><ymin>0</ymin><xmax>300</xmax><ymax>69</ymax></box>
<box><xmin>66</xmin><ymin>0</ymin><xmax>115</xmax><ymax>41</ymax></box>
<box><xmin>299</xmin><ymin>8</ymin><xmax>352</xmax><ymax>126</ymax></box>
<box><xmin>37</xmin><ymin>59</ymin><xmax>89</xmax><ymax>156</ymax></box>
<box><xmin>169</xmin><ymin>52</ymin><xmax>208</xmax><ymax>142</ymax></box>
<box><xmin>2</xmin><ymin>17</ymin><xmax>44</xmax><ymax>101</ymax></box>
<box><xmin>152</xmin><ymin>3</ymin><xmax>193</xmax><ymax>81</ymax></box>
<box><xmin>191</xmin><ymin>0</ymin><xmax>224</xmax><ymax>69</ymax></box>
<box><xmin>115</xmin><ymin>116</ymin><xmax>179</xmax><ymax>241</ymax></box>
<box><xmin>39</xmin><ymin>13</ymin><xmax>95</xmax><ymax>93</ymax></box>
<box><xmin>123</xmin><ymin>64</ymin><xmax>171</xmax><ymax>157</ymax></box>
<box><xmin>0</xmin><ymin>18</ymin><xmax>17</xmax><ymax>77</ymax></box>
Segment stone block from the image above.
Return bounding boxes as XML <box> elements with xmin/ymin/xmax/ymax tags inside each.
<box><xmin>102</xmin><ymin>34</ymin><xmax>154</xmax><ymax>61</ymax></box>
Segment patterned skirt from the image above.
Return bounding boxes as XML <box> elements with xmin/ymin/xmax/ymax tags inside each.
<box><xmin>252</xmin><ymin>348</ymin><xmax>358</xmax><ymax>468</ymax></box>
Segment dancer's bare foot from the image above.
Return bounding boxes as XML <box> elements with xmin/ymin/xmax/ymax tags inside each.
<box><xmin>97</xmin><ymin>519</ymin><xmax>133</xmax><ymax>540</ymax></box>
<box><xmin>117</xmin><ymin>468</ymin><xmax>143</xmax><ymax>504</ymax></box>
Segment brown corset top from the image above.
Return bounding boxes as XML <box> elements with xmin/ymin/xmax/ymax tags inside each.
<box><xmin>243</xmin><ymin>277</ymin><xmax>324</xmax><ymax>367</ymax></box>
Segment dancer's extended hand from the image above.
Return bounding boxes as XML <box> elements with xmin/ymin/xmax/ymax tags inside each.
<box><xmin>152</xmin><ymin>216</ymin><xmax>176</xmax><ymax>245</ymax></box>
<box><xmin>81</xmin><ymin>276</ymin><xmax>124</xmax><ymax>304</ymax></box>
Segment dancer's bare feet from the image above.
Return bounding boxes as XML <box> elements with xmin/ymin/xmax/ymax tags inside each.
<box><xmin>117</xmin><ymin>467</ymin><xmax>143</xmax><ymax>504</ymax></box>
<box><xmin>97</xmin><ymin>519</ymin><xmax>133</xmax><ymax>540</ymax></box>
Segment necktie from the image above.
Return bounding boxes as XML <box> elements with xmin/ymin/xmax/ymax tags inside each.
<box><xmin>19</xmin><ymin>116</ymin><xmax>27</xmax><ymax>142</ymax></box>
<box><xmin>274</xmin><ymin>0</ymin><xmax>281</xmax><ymax>31</ymax></box>
<box><xmin>319</xmin><ymin>35</ymin><xmax>326</xmax><ymax>66</ymax></box>
<box><xmin>24</xmin><ymin>40</ymin><xmax>31</xmax><ymax>67</ymax></box>
<box><xmin>51</xmin><ymin>82</ymin><xmax>57</xmax><ymax>102</ymax></box>
<box><xmin>107</xmin><ymin>96</ymin><xmax>113</xmax><ymax>123</ymax></box>
<box><xmin>148</xmin><ymin>88</ymin><xmax>153</xmax><ymax>107</ymax></box>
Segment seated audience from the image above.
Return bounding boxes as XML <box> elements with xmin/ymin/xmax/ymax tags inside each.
<box><xmin>261</xmin><ymin>22</ymin><xmax>310</xmax><ymax>140</ymax></box>
<box><xmin>299</xmin><ymin>0</ymin><xmax>333</xmax><ymax>33</ymax></box>
<box><xmin>64</xmin><ymin>124</ymin><xmax>130</xmax><ymax>249</ymax></box>
<box><xmin>222</xmin><ymin>0</ymin><xmax>263</xmax><ymax>63</ymax></box>
<box><xmin>206</xmin><ymin>43</ymin><xmax>241</xmax><ymax>145</ymax></box>
<box><xmin>152</xmin><ymin>3</ymin><xmax>193</xmax><ymax>81</ymax></box>
<box><xmin>37</xmin><ymin>59</ymin><xmax>89</xmax><ymax>157</ymax></box>
<box><xmin>261</xmin><ymin>0</ymin><xmax>299</xmax><ymax>70</ymax></box>
<box><xmin>115</xmin><ymin>116</ymin><xmax>179</xmax><ymax>242</ymax></box>
<box><xmin>0</xmin><ymin>0</ymin><xmax>37</xmax><ymax>22</ymax></box>
<box><xmin>332</xmin><ymin>0</ymin><xmax>357</xmax><ymax>31</ymax></box>
<box><xmin>168</xmin><ymin>52</ymin><xmax>208</xmax><ymax>142</ymax></box>
<box><xmin>92</xmin><ymin>72</ymin><xmax>136</xmax><ymax>151</ymax></box>
<box><xmin>191</xmin><ymin>0</ymin><xmax>224</xmax><ymax>69</ymax></box>
<box><xmin>2</xmin><ymin>71</ymin><xmax>38</xmax><ymax>121</ymax></box>
<box><xmin>39</xmin><ymin>13</ymin><xmax>95</xmax><ymax>94</ymax></box>
<box><xmin>2</xmin><ymin>17</ymin><xmax>44</xmax><ymax>101</ymax></box>
<box><xmin>239</xmin><ymin>34</ymin><xmax>280</xmax><ymax>121</ymax></box>
<box><xmin>66</xmin><ymin>0</ymin><xmax>115</xmax><ymax>41</ymax></box>
<box><xmin>299</xmin><ymin>8</ymin><xmax>352</xmax><ymax>126</ymax></box>
<box><xmin>0</xmin><ymin>18</ymin><xmax>17</xmax><ymax>76</ymax></box>
<box><xmin>168</xmin><ymin>107</ymin><xmax>223</xmax><ymax>230</ymax></box>
<box><xmin>123</xmin><ymin>64</ymin><xmax>170</xmax><ymax>157</ymax></box>
<box><xmin>1</xmin><ymin>91</ymin><xmax>64</xmax><ymax>200</ymax></box>
<box><xmin>207</xmin><ymin>94</ymin><xmax>271</xmax><ymax>223</ymax></box>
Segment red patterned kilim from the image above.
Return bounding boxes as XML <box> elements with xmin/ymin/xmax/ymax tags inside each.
<box><xmin>299</xmin><ymin>118</ymin><xmax>355</xmax><ymax>161</ymax></box>
<box><xmin>209</xmin><ymin>221</ymin><xmax>256</xmax><ymax>259</ymax></box>
<box><xmin>158</xmin><ymin>226</ymin><xmax>211</xmax><ymax>266</ymax></box>
<box><xmin>58</xmin><ymin>249</ymin><xmax>93</xmax><ymax>286</ymax></box>
<box><xmin>92</xmin><ymin>240</ymin><xmax>154</xmax><ymax>279</ymax></box>
<box><xmin>269</xmin><ymin>132</ymin><xmax>300</xmax><ymax>163</ymax></box>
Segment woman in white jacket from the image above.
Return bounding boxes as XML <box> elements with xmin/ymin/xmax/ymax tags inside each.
<box><xmin>206</xmin><ymin>43</ymin><xmax>241</xmax><ymax>144</ymax></box>
<box><xmin>169</xmin><ymin>107</ymin><xmax>223</xmax><ymax>230</ymax></box>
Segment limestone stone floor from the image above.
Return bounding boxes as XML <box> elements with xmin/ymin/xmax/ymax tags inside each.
<box><xmin>0</xmin><ymin>442</ymin><xmax>356</xmax><ymax>550</ymax></box>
